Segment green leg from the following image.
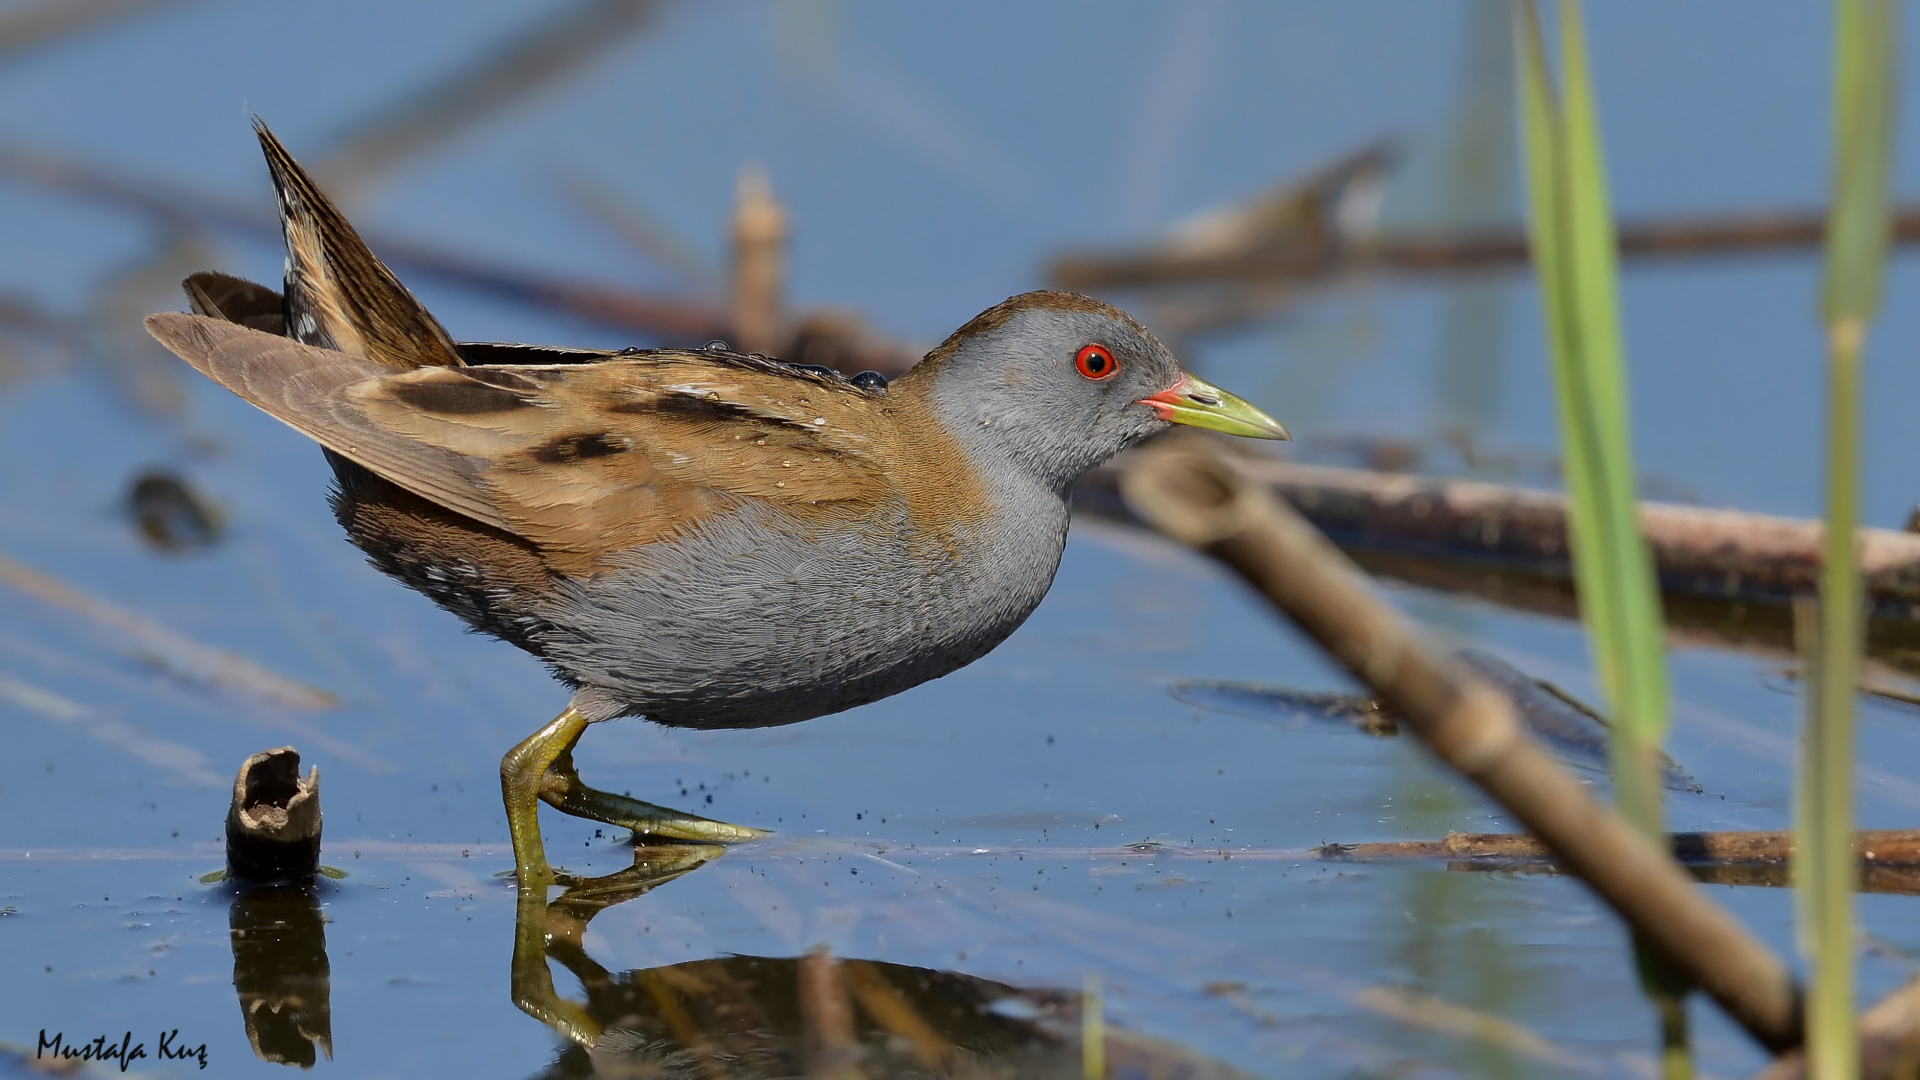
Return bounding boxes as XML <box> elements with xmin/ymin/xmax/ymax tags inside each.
<box><xmin>500</xmin><ymin>707</ymin><xmax>589</xmax><ymax>888</ymax></box>
<box><xmin>540</xmin><ymin>741</ymin><xmax>768</xmax><ymax>845</ymax></box>
<box><xmin>502</xmin><ymin>705</ymin><xmax>768</xmax><ymax>889</ymax></box>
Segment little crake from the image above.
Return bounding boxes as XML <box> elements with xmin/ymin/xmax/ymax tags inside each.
<box><xmin>147</xmin><ymin>121</ymin><xmax>1288</xmax><ymax>884</ymax></box>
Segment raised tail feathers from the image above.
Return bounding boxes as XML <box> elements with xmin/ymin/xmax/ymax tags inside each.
<box><xmin>250</xmin><ymin>117</ymin><xmax>464</xmax><ymax>370</ymax></box>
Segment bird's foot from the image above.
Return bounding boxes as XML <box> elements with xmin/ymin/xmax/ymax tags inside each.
<box><xmin>538</xmin><ymin>763</ymin><xmax>769</xmax><ymax>845</ymax></box>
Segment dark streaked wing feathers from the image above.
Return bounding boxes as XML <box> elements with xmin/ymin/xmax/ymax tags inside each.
<box><xmin>148</xmin><ymin>313</ymin><xmax>509</xmax><ymax>532</ymax></box>
<box><xmin>147</xmin><ymin>312</ymin><xmax>904</xmax><ymax>574</ymax></box>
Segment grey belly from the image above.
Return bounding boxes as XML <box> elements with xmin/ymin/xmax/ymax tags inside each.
<box><xmin>529</xmin><ymin>501</ymin><xmax>1067</xmax><ymax>728</ymax></box>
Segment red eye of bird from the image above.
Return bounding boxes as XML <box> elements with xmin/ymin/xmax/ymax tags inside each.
<box><xmin>1075</xmin><ymin>343</ymin><xmax>1118</xmax><ymax>381</ymax></box>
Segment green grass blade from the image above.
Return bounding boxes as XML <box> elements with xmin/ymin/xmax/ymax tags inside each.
<box><xmin>1557</xmin><ymin>0</ymin><xmax>1672</xmax><ymax>834</ymax></box>
<box><xmin>1518</xmin><ymin>0</ymin><xmax>1670</xmax><ymax>834</ymax></box>
<box><xmin>1824</xmin><ymin>0</ymin><xmax>1898</xmax><ymax>323</ymax></box>
<box><xmin>1806</xmin><ymin>325</ymin><xmax>1865</xmax><ymax>1080</ymax></box>
<box><xmin>1518</xmin><ymin>4</ymin><xmax>1688</xmax><ymax>1072</ymax></box>
<box><xmin>1516</xmin><ymin>2</ymin><xmax>1562</xmax><ymax>318</ymax></box>
<box><xmin>1801</xmin><ymin>3</ymin><xmax>1896</xmax><ymax>1076</ymax></box>
<box><xmin>1517</xmin><ymin>0</ymin><xmax>1607</xmax><ymax>740</ymax></box>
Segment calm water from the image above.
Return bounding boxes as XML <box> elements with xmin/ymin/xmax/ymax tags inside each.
<box><xmin>5</xmin><ymin>2</ymin><xmax>1920</xmax><ymax>1076</ymax></box>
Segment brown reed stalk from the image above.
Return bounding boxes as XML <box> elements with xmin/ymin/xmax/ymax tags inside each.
<box><xmin>1119</xmin><ymin>443</ymin><xmax>1802</xmax><ymax>1054</ymax></box>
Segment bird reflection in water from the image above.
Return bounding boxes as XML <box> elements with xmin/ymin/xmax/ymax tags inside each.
<box><xmin>228</xmin><ymin>884</ymin><xmax>333</xmax><ymax>1067</ymax></box>
<box><xmin>513</xmin><ymin>847</ymin><xmax>1233</xmax><ymax>1080</ymax></box>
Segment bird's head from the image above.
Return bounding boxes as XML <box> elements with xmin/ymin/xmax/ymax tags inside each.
<box><xmin>903</xmin><ymin>291</ymin><xmax>1288</xmax><ymax>492</ymax></box>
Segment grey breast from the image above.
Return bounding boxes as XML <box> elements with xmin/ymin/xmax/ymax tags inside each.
<box><xmin>535</xmin><ymin>484</ymin><xmax>1071</xmax><ymax>729</ymax></box>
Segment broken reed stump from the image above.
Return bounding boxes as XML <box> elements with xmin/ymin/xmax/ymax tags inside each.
<box><xmin>1082</xmin><ymin>454</ymin><xmax>1920</xmax><ymax>617</ymax></box>
<box><xmin>730</xmin><ymin>165</ymin><xmax>788</xmax><ymax>358</ymax></box>
<box><xmin>225</xmin><ymin>747</ymin><xmax>321</xmax><ymax>885</ymax></box>
<box><xmin>1118</xmin><ymin>444</ymin><xmax>1803</xmax><ymax>1055</ymax></box>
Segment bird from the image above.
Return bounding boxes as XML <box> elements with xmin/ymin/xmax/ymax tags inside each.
<box><xmin>146</xmin><ymin>120</ymin><xmax>1290</xmax><ymax>885</ymax></box>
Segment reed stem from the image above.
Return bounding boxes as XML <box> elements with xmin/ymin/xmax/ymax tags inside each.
<box><xmin>1805</xmin><ymin>320</ymin><xmax>1865</xmax><ymax>1080</ymax></box>
<box><xmin>1800</xmin><ymin>0</ymin><xmax>1897</xmax><ymax>1074</ymax></box>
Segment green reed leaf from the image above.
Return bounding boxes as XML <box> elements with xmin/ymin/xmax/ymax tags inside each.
<box><xmin>1518</xmin><ymin>3</ymin><xmax>1689</xmax><ymax>1070</ymax></box>
<box><xmin>1801</xmin><ymin>3</ymin><xmax>1896</xmax><ymax>1077</ymax></box>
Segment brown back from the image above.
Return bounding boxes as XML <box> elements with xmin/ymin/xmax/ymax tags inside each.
<box><xmin>147</xmin><ymin>314</ymin><xmax>990</xmax><ymax>576</ymax></box>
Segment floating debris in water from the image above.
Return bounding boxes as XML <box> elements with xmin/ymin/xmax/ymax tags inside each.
<box><xmin>1453</xmin><ymin>650</ymin><xmax>1701</xmax><ymax>794</ymax></box>
<box><xmin>1173</xmin><ymin>648</ymin><xmax>1701</xmax><ymax>793</ymax></box>
<box><xmin>1316</xmin><ymin>828</ymin><xmax>1920</xmax><ymax>896</ymax></box>
<box><xmin>1169</xmin><ymin>682</ymin><xmax>1397</xmax><ymax>737</ymax></box>
<box><xmin>126</xmin><ymin>469</ymin><xmax>223</xmax><ymax>551</ymax></box>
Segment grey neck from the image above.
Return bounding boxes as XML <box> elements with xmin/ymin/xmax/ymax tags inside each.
<box><xmin>922</xmin><ymin>391</ymin><xmax>1077</xmax><ymax>501</ymax></box>
<box><xmin>917</xmin><ymin>367</ymin><xmax>1111</xmax><ymax>501</ymax></box>
<box><xmin>909</xmin><ymin>305</ymin><xmax>1170</xmax><ymax>497</ymax></box>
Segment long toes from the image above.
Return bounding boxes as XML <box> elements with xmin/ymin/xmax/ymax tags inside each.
<box><xmin>630</xmin><ymin>818</ymin><xmax>770</xmax><ymax>845</ymax></box>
